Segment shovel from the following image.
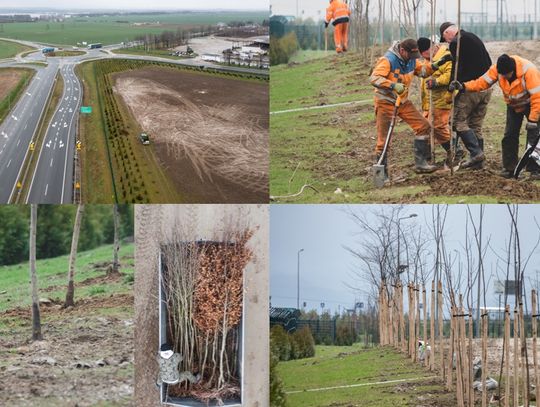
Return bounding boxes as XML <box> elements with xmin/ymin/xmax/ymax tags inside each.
<box><xmin>514</xmin><ymin>131</ymin><xmax>540</xmax><ymax>178</ymax></box>
<box><xmin>373</xmin><ymin>95</ymin><xmax>402</xmax><ymax>188</ymax></box>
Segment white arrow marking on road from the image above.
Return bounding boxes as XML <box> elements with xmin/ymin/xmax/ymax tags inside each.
<box><xmin>52</xmin><ymin>122</ymin><xmax>56</xmax><ymax>127</ymax></box>
<box><xmin>59</xmin><ymin>141</ymin><xmax>64</xmax><ymax>148</ymax></box>
<box><xmin>69</xmin><ymin>108</ymin><xmax>73</xmax><ymax>113</ymax></box>
<box><xmin>59</xmin><ymin>108</ymin><xmax>63</xmax><ymax>112</ymax></box>
<box><xmin>46</xmin><ymin>140</ymin><xmax>51</xmax><ymax>148</ymax></box>
<box><xmin>11</xmin><ymin>115</ymin><xmax>17</xmax><ymax>121</ymax></box>
<box><xmin>64</xmin><ymin>123</ymin><xmax>67</xmax><ymax>128</ymax></box>
<box><xmin>26</xmin><ymin>92</ymin><xmax>31</xmax><ymax>96</ymax></box>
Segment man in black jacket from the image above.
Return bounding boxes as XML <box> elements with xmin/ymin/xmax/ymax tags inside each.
<box><xmin>440</xmin><ymin>22</ymin><xmax>492</xmax><ymax>169</ymax></box>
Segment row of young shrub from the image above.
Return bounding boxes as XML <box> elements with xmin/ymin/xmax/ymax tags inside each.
<box><xmin>270</xmin><ymin>324</ymin><xmax>315</xmax><ymax>362</ymax></box>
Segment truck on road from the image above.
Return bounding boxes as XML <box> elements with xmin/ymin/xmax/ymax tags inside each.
<box><xmin>42</xmin><ymin>47</ymin><xmax>55</xmax><ymax>54</ymax></box>
<box><xmin>88</xmin><ymin>43</ymin><xmax>102</xmax><ymax>49</ymax></box>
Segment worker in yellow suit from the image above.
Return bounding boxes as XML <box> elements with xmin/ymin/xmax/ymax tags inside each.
<box><xmin>325</xmin><ymin>0</ymin><xmax>350</xmax><ymax>53</ymax></box>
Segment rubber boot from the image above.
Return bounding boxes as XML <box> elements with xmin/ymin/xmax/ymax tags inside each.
<box><xmin>458</xmin><ymin>129</ymin><xmax>484</xmax><ymax>169</ymax></box>
<box><xmin>452</xmin><ymin>133</ymin><xmax>465</xmax><ymax>162</ymax></box>
<box><xmin>414</xmin><ymin>139</ymin><xmax>437</xmax><ymax>173</ymax></box>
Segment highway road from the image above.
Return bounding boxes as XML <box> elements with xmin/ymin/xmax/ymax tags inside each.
<box><xmin>0</xmin><ymin>38</ymin><xmax>268</xmax><ymax>203</ymax></box>
<box><xmin>26</xmin><ymin>62</ymin><xmax>81</xmax><ymax>203</ymax></box>
<box><xmin>0</xmin><ymin>57</ymin><xmax>58</xmax><ymax>203</ymax></box>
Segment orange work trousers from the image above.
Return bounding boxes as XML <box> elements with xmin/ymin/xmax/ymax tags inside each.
<box><xmin>375</xmin><ymin>99</ymin><xmax>430</xmax><ymax>154</ymax></box>
<box><xmin>423</xmin><ymin>108</ymin><xmax>452</xmax><ymax>145</ymax></box>
<box><xmin>334</xmin><ymin>22</ymin><xmax>349</xmax><ymax>53</ymax></box>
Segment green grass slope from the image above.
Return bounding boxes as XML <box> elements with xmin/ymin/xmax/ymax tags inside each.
<box><xmin>270</xmin><ymin>51</ymin><xmax>540</xmax><ymax>203</ymax></box>
<box><xmin>277</xmin><ymin>344</ymin><xmax>455</xmax><ymax>407</ymax></box>
<box><xmin>0</xmin><ymin>242</ymin><xmax>134</xmax><ymax>313</ymax></box>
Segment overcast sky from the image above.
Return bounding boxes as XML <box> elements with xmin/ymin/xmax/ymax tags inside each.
<box><xmin>270</xmin><ymin>204</ymin><xmax>540</xmax><ymax>315</ymax></box>
<box><xmin>271</xmin><ymin>0</ymin><xmax>539</xmax><ymax>23</ymax></box>
<box><xmin>0</xmin><ymin>0</ymin><xmax>268</xmax><ymax>11</ymax></box>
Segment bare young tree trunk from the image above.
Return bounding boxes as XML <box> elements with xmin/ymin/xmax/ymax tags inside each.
<box><xmin>111</xmin><ymin>204</ymin><xmax>121</xmax><ymax>275</ymax></box>
<box><xmin>29</xmin><ymin>204</ymin><xmax>42</xmax><ymax>341</ymax></box>
<box><xmin>64</xmin><ymin>204</ymin><xmax>85</xmax><ymax>308</ymax></box>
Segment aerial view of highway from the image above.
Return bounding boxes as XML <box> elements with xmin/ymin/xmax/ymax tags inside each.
<box><xmin>0</xmin><ymin>2</ymin><xmax>269</xmax><ymax>203</ymax></box>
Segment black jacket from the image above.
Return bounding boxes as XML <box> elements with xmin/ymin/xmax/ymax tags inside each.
<box><xmin>448</xmin><ymin>30</ymin><xmax>492</xmax><ymax>83</ymax></box>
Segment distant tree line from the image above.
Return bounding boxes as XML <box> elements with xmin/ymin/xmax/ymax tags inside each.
<box><xmin>269</xmin><ymin>31</ymin><xmax>298</xmax><ymax>65</ymax></box>
<box><xmin>0</xmin><ymin>205</ymin><xmax>133</xmax><ymax>266</ymax></box>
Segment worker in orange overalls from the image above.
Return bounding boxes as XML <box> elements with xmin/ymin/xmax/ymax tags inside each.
<box><xmin>417</xmin><ymin>37</ymin><xmax>464</xmax><ymax>166</ymax></box>
<box><xmin>325</xmin><ymin>0</ymin><xmax>350</xmax><ymax>53</ymax></box>
<box><xmin>370</xmin><ymin>38</ymin><xmax>452</xmax><ymax>174</ymax></box>
<box><xmin>451</xmin><ymin>54</ymin><xmax>540</xmax><ymax>179</ymax></box>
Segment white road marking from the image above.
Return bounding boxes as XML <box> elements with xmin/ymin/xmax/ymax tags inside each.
<box><xmin>17</xmin><ymin>139</ymin><xmax>20</xmax><ymax>146</ymax></box>
<box><xmin>44</xmin><ymin>184</ymin><xmax>48</xmax><ymax>196</ymax></box>
<box><xmin>6</xmin><ymin>159</ymin><xmax>11</xmax><ymax>168</ymax></box>
<box><xmin>24</xmin><ymin>124</ymin><xmax>27</xmax><ymax>129</ymax></box>
<box><xmin>50</xmin><ymin>158</ymin><xmax>53</xmax><ymax>167</ymax></box>
<box><xmin>11</xmin><ymin>115</ymin><xmax>17</xmax><ymax>121</ymax></box>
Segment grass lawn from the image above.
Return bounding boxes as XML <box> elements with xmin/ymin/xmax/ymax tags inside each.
<box><xmin>277</xmin><ymin>344</ymin><xmax>455</xmax><ymax>407</ymax></box>
<box><xmin>270</xmin><ymin>51</ymin><xmax>540</xmax><ymax>203</ymax></box>
<box><xmin>0</xmin><ymin>39</ymin><xmax>34</xmax><ymax>59</ymax></box>
<box><xmin>0</xmin><ymin>242</ymin><xmax>134</xmax><ymax>313</ymax></box>
<box><xmin>0</xmin><ymin>12</ymin><xmax>267</xmax><ymax>46</ymax></box>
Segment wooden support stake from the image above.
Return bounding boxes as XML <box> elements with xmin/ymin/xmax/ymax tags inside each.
<box><xmin>533</xmin><ymin>290</ymin><xmax>539</xmax><ymax>407</ymax></box>
<box><xmin>430</xmin><ymin>280</ymin><xmax>435</xmax><ymax>371</ymax></box>
<box><xmin>447</xmin><ymin>305</ymin><xmax>454</xmax><ymax>391</ymax></box>
<box><xmin>467</xmin><ymin>309</ymin><xmax>473</xmax><ymax>407</ymax></box>
<box><xmin>481</xmin><ymin>309</ymin><xmax>488</xmax><ymax>407</ymax></box>
<box><xmin>415</xmin><ymin>284</ymin><xmax>420</xmax><ymax>362</ymax></box>
<box><xmin>513</xmin><ymin>307</ymin><xmax>519</xmax><ymax>407</ymax></box>
<box><xmin>400</xmin><ymin>281</ymin><xmax>406</xmax><ymax>353</ymax></box>
<box><xmin>423</xmin><ymin>284</ymin><xmax>428</xmax><ymax>367</ymax></box>
<box><xmin>438</xmin><ymin>281</ymin><xmax>444</xmax><ymax>377</ymax></box>
<box><xmin>456</xmin><ymin>298</ymin><xmax>465</xmax><ymax>407</ymax></box>
<box><xmin>519</xmin><ymin>301</ymin><xmax>528</xmax><ymax>407</ymax></box>
<box><xmin>504</xmin><ymin>304</ymin><xmax>510</xmax><ymax>407</ymax></box>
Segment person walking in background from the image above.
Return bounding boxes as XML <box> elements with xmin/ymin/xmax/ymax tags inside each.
<box><xmin>325</xmin><ymin>0</ymin><xmax>350</xmax><ymax>54</ymax></box>
<box><xmin>451</xmin><ymin>54</ymin><xmax>540</xmax><ymax>179</ymax></box>
<box><xmin>440</xmin><ymin>22</ymin><xmax>492</xmax><ymax>169</ymax></box>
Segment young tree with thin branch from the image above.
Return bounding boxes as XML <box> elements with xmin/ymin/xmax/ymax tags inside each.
<box><xmin>111</xmin><ymin>204</ymin><xmax>121</xmax><ymax>275</ymax></box>
<box><xmin>64</xmin><ymin>204</ymin><xmax>85</xmax><ymax>308</ymax></box>
<box><xmin>29</xmin><ymin>204</ymin><xmax>42</xmax><ymax>341</ymax></box>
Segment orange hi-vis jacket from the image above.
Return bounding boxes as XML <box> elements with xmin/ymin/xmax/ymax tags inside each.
<box><xmin>464</xmin><ymin>55</ymin><xmax>540</xmax><ymax>122</ymax></box>
<box><xmin>325</xmin><ymin>0</ymin><xmax>350</xmax><ymax>26</ymax></box>
<box><xmin>371</xmin><ymin>43</ymin><xmax>432</xmax><ymax>104</ymax></box>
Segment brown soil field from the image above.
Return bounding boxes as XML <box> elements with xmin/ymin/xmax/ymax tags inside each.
<box><xmin>0</xmin><ymin>68</ymin><xmax>25</xmax><ymax>101</ymax></box>
<box><xmin>112</xmin><ymin>67</ymin><xmax>269</xmax><ymax>203</ymax></box>
<box><xmin>0</xmin><ymin>293</ymin><xmax>133</xmax><ymax>406</ymax></box>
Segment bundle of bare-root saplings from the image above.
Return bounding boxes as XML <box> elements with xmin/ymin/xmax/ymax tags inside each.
<box><xmin>161</xmin><ymin>230</ymin><xmax>253</xmax><ymax>404</ymax></box>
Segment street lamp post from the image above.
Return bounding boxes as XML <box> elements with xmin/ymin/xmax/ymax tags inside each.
<box><xmin>297</xmin><ymin>248</ymin><xmax>304</xmax><ymax>309</ymax></box>
<box><xmin>397</xmin><ymin>214</ymin><xmax>418</xmax><ymax>275</ymax></box>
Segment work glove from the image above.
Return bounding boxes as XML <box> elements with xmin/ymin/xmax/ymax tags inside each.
<box><xmin>431</xmin><ymin>54</ymin><xmax>453</xmax><ymax>69</ymax></box>
<box><xmin>324</xmin><ymin>21</ymin><xmax>329</xmax><ymax>28</ymax></box>
<box><xmin>426</xmin><ymin>78</ymin><xmax>437</xmax><ymax>89</ymax></box>
<box><xmin>448</xmin><ymin>80</ymin><xmax>464</xmax><ymax>92</ymax></box>
<box><xmin>525</xmin><ymin>120</ymin><xmax>538</xmax><ymax>131</ymax></box>
<box><xmin>392</xmin><ymin>82</ymin><xmax>405</xmax><ymax>95</ymax></box>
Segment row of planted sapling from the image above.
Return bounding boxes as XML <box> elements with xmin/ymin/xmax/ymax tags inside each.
<box><xmin>347</xmin><ymin>205</ymin><xmax>540</xmax><ymax>406</ymax></box>
<box><xmin>159</xmin><ymin>222</ymin><xmax>254</xmax><ymax>405</ymax></box>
